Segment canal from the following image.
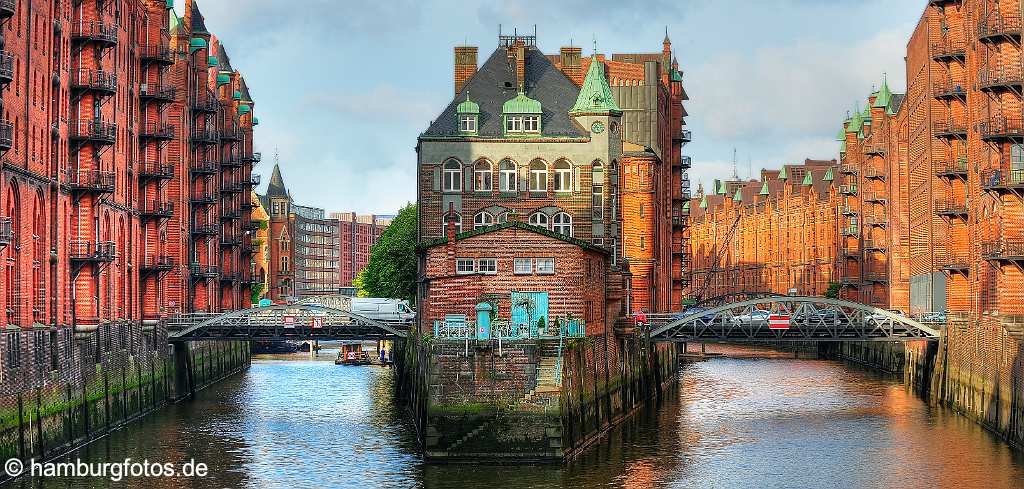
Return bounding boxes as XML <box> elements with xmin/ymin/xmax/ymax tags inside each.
<box><xmin>8</xmin><ymin>346</ymin><xmax>1024</xmax><ymax>488</ymax></box>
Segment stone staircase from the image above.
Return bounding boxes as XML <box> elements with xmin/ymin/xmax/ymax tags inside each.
<box><xmin>521</xmin><ymin>343</ymin><xmax>562</xmax><ymax>404</ymax></box>
<box><xmin>446</xmin><ymin>419</ymin><xmax>495</xmax><ymax>452</ymax></box>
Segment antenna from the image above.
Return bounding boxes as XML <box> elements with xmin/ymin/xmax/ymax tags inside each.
<box><xmin>592</xmin><ymin>34</ymin><xmax>597</xmax><ymax>55</ymax></box>
<box><xmin>274</xmin><ymin>147</ymin><xmax>280</xmax><ymax>165</ymax></box>
<box><xmin>731</xmin><ymin>148</ymin><xmax>738</xmax><ymax>180</ymax></box>
<box><xmin>747</xmin><ymin>155</ymin><xmax>752</xmax><ymax>180</ymax></box>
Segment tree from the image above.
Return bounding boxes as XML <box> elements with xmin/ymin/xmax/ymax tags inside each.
<box><xmin>354</xmin><ymin>203</ymin><xmax>417</xmax><ymax>303</ymax></box>
<box><xmin>824</xmin><ymin>281</ymin><xmax>841</xmax><ymax>299</ymax></box>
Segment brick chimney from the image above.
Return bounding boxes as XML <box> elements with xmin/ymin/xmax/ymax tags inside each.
<box><xmin>560</xmin><ymin>46</ymin><xmax>583</xmax><ymax>86</ymax></box>
<box><xmin>445</xmin><ymin>203</ymin><xmax>457</xmax><ymax>273</ymax></box>
<box><xmin>454</xmin><ymin>46</ymin><xmax>478</xmax><ymax>95</ymax></box>
<box><xmin>506</xmin><ymin>40</ymin><xmax>527</xmax><ymax>92</ymax></box>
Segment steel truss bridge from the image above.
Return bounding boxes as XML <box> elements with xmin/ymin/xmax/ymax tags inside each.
<box><xmin>649</xmin><ymin>296</ymin><xmax>940</xmax><ymax>343</ymax></box>
<box><xmin>167</xmin><ymin>302</ymin><xmax>408</xmax><ymax>343</ymax></box>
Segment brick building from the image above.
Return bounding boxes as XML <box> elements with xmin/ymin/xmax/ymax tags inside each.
<box><xmin>331</xmin><ymin>211</ymin><xmax>393</xmax><ymax>288</ymax></box>
<box><xmin>0</xmin><ymin>1</ymin><xmax>260</xmax><ymax>392</ymax></box>
<box><xmin>417</xmin><ymin>32</ymin><xmax>690</xmax><ymax>331</ymax></box>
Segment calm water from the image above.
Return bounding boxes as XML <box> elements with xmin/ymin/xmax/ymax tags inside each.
<box><xmin>8</xmin><ymin>346</ymin><xmax>1024</xmax><ymax>489</ymax></box>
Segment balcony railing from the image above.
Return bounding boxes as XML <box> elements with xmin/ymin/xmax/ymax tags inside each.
<box><xmin>841</xmin><ymin>226</ymin><xmax>859</xmax><ymax>237</ymax></box>
<box><xmin>936</xmin><ymin>156</ymin><xmax>968</xmax><ymax>178</ymax></box>
<box><xmin>932</xmin><ymin>119</ymin><xmax>967</xmax><ymax>138</ymax></box>
<box><xmin>863</xmin><ymin>271</ymin><xmax>888</xmax><ymax>283</ymax></box>
<box><xmin>0</xmin><ymin>216</ymin><xmax>11</xmax><ymax>247</ymax></box>
<box><xmin>242</xmin><ymin>220</ymin><xmax>260</xmax><ymax>231</ymax></box>
<box><xmin>935</xmin><ymin>201</ymin><xmax>969</xmax><ymax>217</ymax></box>
<box><xmin>189</xmin><ymin>263</ymin><xmax>220</xmax><ymax>278</ymax></box>
<box><xmin>242</xmin><ymin>152</ymin><xmax>262</xmax><ymax>163</ymax></box>
<box><xmin>674</xmin><ymin>129</ymin><xmax>692</xmax><ymax>143</ymax></box>
<box><xmin>139</xmin><ymin>83</ymin><xmax>177</xmax><ymax>102</ymax></box>
<box><xmin>839</xmin><ymin>184</ymin><xmax>858</xmax><ymax>196</ymax></box>
<box><xmin>863</xmin><ymin>192</ymin><xmax>887</xmax><ymax>204</ymax></box>
<box><xmin>0</xmin><ymin>51</ymin><xmax>13</xmax><ymax>84</ymax></box>
<box><xmin>71</xmin><ymin>68</ymin><xmax>117</xmax><ymax>94</ymax></box>
<box><xmin>978</xmin><ymin>65</ymin><xmax>1024</xmax><ymax>92</ymax></box>
<box><xmin>191</xmin><ymin>223</ymin><xmax>219</xmax><ymax>236</ymax></box>
<box><xmin>841</xmin><ymin>205</ymin><xmax>857</xmax><ymax>216</ymax></box>
<box><xmin>70</xmin><ymin>21</ymin><xmax>118</xmax><ymax>45</ymax></box>
<box><xmin>981</xmin><ymin>239</ymin><xmax>1024</xmax><ymax>261</ymax></box>
<box><xmin>220</xmin><ymin>234</ymin><xmax>242</xmax><ymax>247</ymax></box>
<box><xmin>864</xmin><ymin>239</ymin><xmax>887</xmax><ymax>252</ymax></box>
<box><xmin>219</xmin><ymin>271</ymin><xmax>240</xmax><ymax>282</ymax></box>
<box><xmin>67</xmin><ymin>170</ymin><xmax>115</xmax><ymax>193</ymax></box>
<box><xmin>937</xmin><ymin>253</ymin><xmax>971</xmax><ymax>272</ymax></box>
<box><xmin>140</xmin><ymin>255</ymin><xmax>175</xmax><ymax>272</ymax></box>
<box><xmin>251</xmin><ymin>175</ymin><xmax>261</xmax><ymax>186</ymax></box>
<box><xmin>862</xmin><ymin>143</ymin><xmax>887</xmax><ymax>156</ymax></box>
<box><xmin>978</xmin><ymin>117</ymin><xmax>1024</xmax><ymax>141</ymax></box>
<box><xmin>70</xmin><ymin>120</ymin><xmax>117</xmax><ymax>144</ymax></box>
<box><xmin>220</xmin><ymin>125</ymin><xmax>242</xmax><ymax>141</ymax></box>
<box><xmin>191</xmin><ymin>90</ymin><xmax>219</xmax><ymax>113</ymax></box>
<box><xmin>69</xmin><ymin>241</ymin><xmax>116</xmax><ymax>262</ymax></box>
<box><xmin>680</xmin><ymin>155</ymin><xmax>692</xmax><ymax>169</ymax></box>
<box><xmin>190</xmin><ymin>193</ymin><xmax>217</xmax><ymax>206</ymax></box>
<box><xmin>191</xmin><ymin>128</ymin><xmax>218</xmax><ymax>144</ymax></box>
<box><xmin>221</xmin><ymin>157</ymin><xmax>243</xmax><ymax>168</ymax></box>
<box><xmin>139</xmin><ymin>44</ymin><xmax>175</xmax><ymax>65</ymax></box>
<box><xmin>0</xmin><ymin>119</ymin><xmax>11</xmax><ymax>151</ymax></box>
<box><xmin>864</xmin><ymin>216</ymin><xmax>886</xmax><ymax>227</ymax></box>
<box><xmin>839</xmin><ymin>164</ymin><xmax>858</xmax><ymax>175</ymax></box>
<box><xmin>841</xmin><ymin>247</ymin><xmax>860</xmax><ymax>259</ymax></box>
<box><xmin>138</xmin><ymin>161</ymin><xmax>174</xmax><ymax>180</ymax></box>
<box><xmin>139</xmin><ymin>201</ymin><xmax>174</xmax><ymax>219</ymax></box>
<box><xmin>932</xmin><ymin>79</ymin><xmax>967</xmax><ymax>99</ymax></box>
<box><xmin>863</xmin><ymin>166</ymin><xmax>885</xmax><ymax>180</ymax></box>
<box><xmin>191</xmin><ymin>160</ymin><xmax>219</xmax><ymax>175</ymax></box>
<box><xmin>220</xmin><ymin>181</ymin><xmax>245</xmax><ymax>194</ymax></box>
<box><xmin>139</xmin><ymin>122</ymin><xmax>175</xmax><ymax>140</ymax></box>
<box><xmin>432</xmin><ymin>317</ymin><xmax>586</xmax><ymax>341</ymax></box>
<box><xmin>980</xmin><ymin>168</ymin><xmax>1024</xmax><ymax>193</ymax></box>
<box><xmin>978</xmin><ymin>13</ymin><xmax>1022</xmax><ymax>42</ymax></box>
<box><xmin>930</xmin><ymin>39</ymin><xmax>966</xmax><ymax>61</ymax></box>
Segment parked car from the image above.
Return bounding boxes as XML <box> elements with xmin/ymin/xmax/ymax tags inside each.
<box><xmin>350</xmin><ymin>298</ymin><xmax>416</xmax><ymax>323</ymax></box>
<box><xmin>732</xmin><ymin>309</ymin><xmax>770</xmax><ymax>324</ymax></box>
<box><xmin>915</xmin><ymin>311</ymin><xmax>947</xmax><ymax>323</ymax></box>
<box><xmin>672</xmin><ymin>307</ymin><xmax>716</xmax><ymax>322</ymax></box>
<box><xmin>866</xmin><ymin>309</ymin><xmax>905</xmax><ymax>323</ymax></box>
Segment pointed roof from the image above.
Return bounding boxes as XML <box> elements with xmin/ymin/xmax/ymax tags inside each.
<box><xmin>217</xmin><ymin>44</ymin><xmax>233</xmax><ymax>72</ymax></box>
<box><xmin>239</xmin><ymin>77</ymin><xmax>252</xmax><ymax>102</ymax></box>
<box><xmin>778</xmin><ymin>167</ymin><xmax>788</xmax><ymax>180</ymax></box>
<box><xmin>846</xmin><ymin>107</ymin><xmax>863</xmax><ymax>133</ymax></box>
<box><xmin>714</xmin><ymin>179</ymin><xmax>727</xmax><ymax>195</ymax></box>
<box><xmin>663</xmin><ymin>27</ymin><xmax>671</xmax><ymax>44</ymax></box>
<box><xmin>823</xmin><ymin>167</ymin><xmax>834</xmax><ymax>181</ymax></box>
<box><xmin>267</xmin><ymin>164</ymin><xmax>288</xmax><ymax>197</ymax></box>
<box><xmin>570</xmin><ymin>55</ymin><xmax>622</xmax><ymax>114</ymax></box>
<box><xmin>190</xmin><ymin>1</ymin><xmax>209</xmax><ymax>34</ymax></box>
<box><xmin>836</xmin><ymin>126</ymin><xmax>847</xmax><ymax>141</ymax></box>
<box><xmin>802</xmin><ymin>171</ymin><xmax>814</xmax><ymax>186</ymax></box>
<box><xmin>873</xmin><ymin>76</ymin><xmax>892</xmax><ymax>109</ymax></box>
<box><xmin>733</xmin><ymin>188</ymin><xmax>743</xmax><ymax>202</ymax></box>
<box><xmin>699</xmin><ymin>196</ymin><xmax>708</xmax><ymax>208</ymax></box>
<box><xmin>759</xmin><ymin>182</ymin><xmax>770</xmax><ymax>195</ymax></box>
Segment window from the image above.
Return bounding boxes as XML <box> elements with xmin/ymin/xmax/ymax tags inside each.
<box><xmin>456</xmin><ymin>258</ymin><xmax>475</xmax><ymax>274</ymax></box>
<box><xmin>459</xmin><ymin>114</ymin><xmax>477</xmax><ymax>133</ymax></box>
<box><xmin>474</xmin><ymin>211</ymin><xmax>494</xmax><ymax>229</ymax></box>
<box><xmin>529</xmin><ymin>212</ymin><xmax>549</xmax><ymax>229</ymax></box>
<box><xmin>552</xmin><ymin>212</ymin><xmax>573</xmax><ymax>236</ymax></box>
<box><xmin>474</xmin><ymin>160</ymin><xmax>492</xmax><ymax>191</ymax></box>
<box><xmin>443</xmin><ymin>213</ymin><xmax>463</xmax><ymax>233</ymax></box>
<box><xmin>640</xmin><ymin>236</ymin><xmax>645</xmax><ymax>250</ymax></box>
<box><xmin>281</xmin><ymin>256</ymin><xmax>289</xmax><ymax>271</ymax></box>
<box><xmin>499</xmin><ymin>159</ymin><xmax>518</xmax><ymax>192</ymax></box>
<box><xmin>536</xmin><ymin>258</ymin><xmax>555</xmax><ymax>274</ymax></box>
<box><xmin>639</xmin><ymin>203</ymin><xmax>645</xmax><ymax>218</ymax></box>
<box><xmin>553</xmin><ymin>160</ymin><xmax>572</xmax><ymax>192</ymax></box>
<box><xmin>524</xmin><ymin>115</ymin><xmax>540</xmax><ymax>132</ymax></box>
<box><xmin>6</xmin><ymin>333</ymin><xmax>20</xmax><ymax>369</ymax></box>
<box><xmin>529</xmin><ymin>160</ymin><xmax>547</xmax><ymax>192</ymax></box>
<box><xmin>505</xmin><ymin>115</ymin><xmax>523</xmax><ymax>132</ymax></box>
<box><xmin>1013</xmin><ymin>144</ymin><xmax>1024</xmax><ymax>182</ymax></box>
<box><xmin>443</xmin><ymin>160</ymin><xmax>462</xmax><ymax>192</ymax></box>
<box><xmin>477</xmin><ymin>258</ymin><xmax>497</xmax><ymax>274</ymax></box>
<box><xmin>514</xmin><ymin>258</ymin><xmax>533</xmax><ymax>274</ymax></box>
<box><xmin>592</xmin><ymin>185</ymin><xmax>604</xmax><ymax>220</ymax></box>
<box><xmin>496</xmin><ymin>212</ymin><xmax>509</xmax><ymax>224</ymax></box>
<box><xmin>33</xmin><ymin>331</ymin><xmax>46</xmax><ymax>366</ymax></box>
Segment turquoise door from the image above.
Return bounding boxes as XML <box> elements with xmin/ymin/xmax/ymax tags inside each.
<box><xmin>510</xmin><ymin>291</ymin><xmax>549</xmax><ymax>337</ymax></box>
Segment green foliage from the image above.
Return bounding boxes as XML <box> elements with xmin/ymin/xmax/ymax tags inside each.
<box><xmin>250</xmin><ymin>282</ymin><xmax>266</xmax><ymax>304</ymax></box>
<box><xmin>356</xmin><ymin>203</ymin><xmax>417</xmax><ymax>303</ymax></box>
<box><xmin>825</xmin><ymin>282</ymin><xmax>841</xmax><ymax>298</ymax></box>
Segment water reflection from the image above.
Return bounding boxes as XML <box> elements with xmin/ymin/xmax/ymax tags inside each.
<box><xmin>7</xmin><ymin>347</ymin><xmax>1024</xmax><ymax>489</ymax></box>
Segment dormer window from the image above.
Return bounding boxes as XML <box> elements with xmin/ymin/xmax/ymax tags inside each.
<box><xmin>459</xmin><ymin>114</ymin><xmax>477</xmax><ymax>133</ymax></box>
<box><xmin>456</xmin><ymin>94</ymin><xmax>480</xmax><ymax>135</ymax></box>
<box><xmin>502</xmin><ymin>92</ymin><xmax>542</xmax><ymax>135</ymax></box>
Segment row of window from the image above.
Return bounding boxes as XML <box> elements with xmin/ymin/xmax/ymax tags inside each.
<box><xmin>455</xmin><ymin>257</ymin><xmax>556</xmax><ymax>275</ymax></box>
<box><xmin>457</xmin><ymin>115</ymin><xmax>541</xmax><ymax>134</ymax></box>
<box><xmin>447</xmin><ymin>210</ymin><xmax>574</xmax><ymax>236</ymax></box>
<box><xmin>442</xmin><ymin>159</ymin><xmax>604</xmax><ymax>193</ymax></box>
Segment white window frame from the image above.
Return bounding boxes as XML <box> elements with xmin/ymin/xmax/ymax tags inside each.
<box><xmin>505</xmin><ymin>116</ymin><xmax>523</xmax><ymax>132</ymax></box>
<box><xmin>553</xmin><ymin>160</ymin><xmax>572</xmax><ymax>192</ymax></box>
<box><xmin>477</xmin><ymin>258</ymin><xmax>497</xmax><ymax>275</ymax></box>
<box><xmin>443</xmin><ymin>213</ymin><xmax>463</xmax><ymax>234</ymax></box>
<box><xmin>529</xmin><ymin>161</ymin><xmax>548</xmax><ymax>192</ymax></box>
<box><xmin>499</xmin><ymin>160</ymin><xmax>518</xmax><ymax>192</ymax></box>
<box><xmin>552</xmin><ymin>212</ymin><xmax>573</xmax><ymax>236</ymax></box>
<box><xmin>456</xmin><ymin>258</ymin><xmax>475</xmax><ymax>275</ymax></box>
<box><xmin>529</xmin><ymin>212</ymin><xmax>549</xmax><ymax>229</ymax></box>
<box><xmin>474</xmin><ymin>211</ymin><xmax>494</xmax><ymax>229</ymax></box>
<box><xmin>524</xmin><ymin>115</ymin><xmax>540</xmax><ymax>132</ymax></box>
<box><xmin>443</xmin><ymin>160</ymin><xmax>462</xmax><ymax>192</ymax></box>
<box><xmin>514</xmin><ymin>258</ymin><xmax>533</xmax><ymax>275</ymax></box>
<box><xmin>536</xmin><ymin>258</ymin><xmax>555</xmax><ymax>275</ymax></box>
<box><xmin>474</xmin><ymin>160</ymin><xmax>493</xmax><ymax>192</ymax></box>
<box><xmin>592</xmin><ymin>184</ymin><xmax>604</xmax><ymax>220</ymax></box>
<box><xmin>496</xmin><ymin>212</ymin><xmax>509</xmax><ymax>224</ymax></box>
<box><xmin>459</xmin><ymin>114</ymin><xmax>477</xmax><ymax>133</ymax></box>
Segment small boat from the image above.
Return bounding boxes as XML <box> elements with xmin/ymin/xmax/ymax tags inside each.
<box><xmin>335</xmin><ymin>344</ymin><xmax>371</xmax><ymax>365</ymax></box>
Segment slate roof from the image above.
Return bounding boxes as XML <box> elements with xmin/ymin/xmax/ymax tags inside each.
<box><xmin>217</xmin><ymin>44</ymin><xmax>233</xmax><ymax>72</ymax></box>
<box><xmin>422</xmin><ymin>47</ymin><xmax>587</xmax><ymax>138</ymax></box>
<box><xmin>239</xmin><ymin>77</ymin><xmax>252</xmax><ymax>102</ymax></box>
<box><xmin>191</xmin><ymin>2</ymin><xmax>208</xmax><ymax>34</ymax></box>
<box><xmin>891</xmin><ymin>93</ymin><xmax>906</xmax><ymax>113</ymax></box>
<box><xmin>267</xmin><ymin>164</ymin><xmax>288</xmax><ymax>197</ymax></box>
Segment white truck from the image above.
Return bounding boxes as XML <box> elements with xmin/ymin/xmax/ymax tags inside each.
<box><xmin>350</xmin><ymin>298</ymin><xmax>415</xmax><ymax>323</ymax></box>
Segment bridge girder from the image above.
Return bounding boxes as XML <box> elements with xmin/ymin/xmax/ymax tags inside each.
<box><xmin>167</xmin><ymin>303</ymin><xmax>408</xmax><ymax>342</ymax></box>
<box><xmin>650</xmin><ymin>296</ymin><xmax>940</xmax><ymax>343</ymax></box>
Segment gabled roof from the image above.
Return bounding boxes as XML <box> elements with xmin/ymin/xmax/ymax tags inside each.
<box><xmin>190</xmin><ymin>1</ymin><xmax>208</xmax><ymax>34</ymax></box>
<box><xmin>239</xmin><ymin>77</ymin><xmax>252</xmax><ymax>102</ymax></box>
<box><xmin>422</xmin><ymin>47</ymin><xmax>587</xmax><ymax>138</ymax></box>
<box><xmin>570</xmin><ymin>54</ymin><xmax>621</xmax><ymax>114</ymax></box>
<box><xmin>419</xmin><ymin>220</ymin><xmax>608</xmax><ymax>254</ymax></box>
<box><xmin>217</xmin><ymin>44</ymin><xmax>233</xmax><ymax>72</ymax></box>
<box><xmin>267</xmin><ymin>164</ymin><xmax>288</xmax><ymax>197</ymax></box>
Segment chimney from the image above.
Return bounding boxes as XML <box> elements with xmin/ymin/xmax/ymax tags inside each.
<box><xmin>445</xmin><ymin>202</ymin><xmax>457</xmax><ymax>272</ymax></box>
<box><xmin>454</xmin><ymin>46</ymin><xmax>478</xmax><ymax>95</ymax></box>
<box><xmin>560</xmin><ymin>46</ymin><xmax>583</xmax><ymax>85</ymax></box>
<box><xmin>506</xmin><ymin>40</ymin><xmax>526</xmax><ymax>93</ymax></box>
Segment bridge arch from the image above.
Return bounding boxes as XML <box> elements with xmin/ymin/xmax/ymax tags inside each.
<box><xmin>168</xmin><ymin>303</ymin><xmax>408</xmax><ymax>342</ymax></box>
<box><xmin>651</xmin><ymin>296</ymin><xmax>940</xmax><ymax>343</ymax></box>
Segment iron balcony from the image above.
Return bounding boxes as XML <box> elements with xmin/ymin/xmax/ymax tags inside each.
<box><xmin>139</xmin><ymin>122</ymin><xmax>175</xmax><ymax>140</ymax></box>
<box><xmin>189</xmin><ymin>263</ymin><xmax>219</xmax><ymax>278</ymax></box>
<box><xmin>977</xmin><ymin>13</ymin><xmax>1022</xmax><ymax>43</ymax></box>
<box><xmin>251</xmin><ymin>175</ymin><xmax>261</xmax><ymax>186</ymax></box>
<box><xmin>935</xmin><ymin>201</ymin><xmax>969</xmax><ymax>218</ymax></box>
<box><xmin>862</xmin><ymin>166</ymin><xmax>885</xmax><ymax>180</ymax></box>
<box><xmin>981</xmin><ymin>240</ymin><xmax>1024</xmax><ymax>262</ymax></box>
<box><xmin>863</xmin><ymin>192</ymin><xmax>887</xmax><ymax>204</ymax></box>
<box><xmin>977</xmin><ymin>65</ymin><xmax>1023</xmax><ymax>93</ymax></box>
<box><xmin>191</xmin><ymin>160</ymin><xmax>219</xmax><ymax>175</ymax></box>
<box><xmin>863</xmin><ymin>271</ymin><xmax>888</xmax><ymax>283</ymax></box>
<box><xmin>0</xmin><ymin>119</ymin><xmax>11</xmax><ymax>151</ymax></box>
<box><xmin>0</xmin><ymin>51</ymin><xmax>12</xmax><ymax>85</ymax></box>
<box><xmin>862</xmin><ymin>143</ymin><xmax>887</xmax><ymax>156</ymax></box>
<box><xmin>841</xmin><ymin>226</ymin><xmax>858</xmax><ymax>237</ymax></box>
<box><xmin>0</xmin><ymin>216</ymin><xmax>11</xmax><ymax>247</ymax></box>
<box><xmin>70</xmin><ymin>21</ymin><xmax>118</xmax><ymax>46</ymax></box>
<box><xmin>981</xmin><ymin>168</ymin><xmax>1024</xmax><ymax>195</ymax></box>
<box><xmin>937</xmin><ymin>253</ymin><xmax>971</xmax><ymax>273</ymax></box>
<box><xmin>0</xmin><ymin>0</ymin><xmax>13</xmax><ymax>19</ymax></box>
<box><xmin>141</xmin><ymin>255</ymin><xmax>175</xmax><ymax>272</ymax></box>
<box><xmin>220</xmin><ymin>208</ymin><xmax>241</xmax><ymax>221</ymax></box>
<box><xmin>138</xmin><ymin>161</ymin><xmax>175</xmax><ymax>180</ymax></box>
<box><xmin>841</xmin><ymin>247</ymin><xmax>861</xmax><ymax>260</ymax></box>
<box><xmin>69</xmin><ymin>240</ymin><xmax>116</xmax><ymax>262</ymax></box>
<box><xmin>221</xmin><ymin>157</ymin><xmax>243</xmax><ymax>168</ymax></box>
<box><xmin>190</xmin><ymin>193</ymin><xmax>217</xmax><ymax>206</ymax></box>
<box><xmin>240</xmin><ymin>200</ymin><xmax>258</xmax><ymax>210</ymax></box>
<box><xmin>71</xmin><ymin>68</ymin><xmax>117</xmax><ymax>94</ymax></box>
<box><xmin>930</xmin><ymin>39</ymin><xmax>966</xmax><ymax>62</ymax></box>
<box><xmin>932</xmin><ymin>79</ymin><xmax>967</xmax><ymax>100</ymax></box>
<box><xmin>220</xmin><ymin>235</ymin><xmax>243</xmax><ymax>248</ymax></box>
<box><xmin>839</xmin><ymin>164</ymin><xmax>859</xmax><ymax>175</ymax></box>
<box><xmin>680</xmin><ymin>155</ymin><xmax>692</xmax><ymax>169</ymax></box>
<box><xmin>936</xmin><ymin>156</ymin><xmax>968</xmax><ymax>179</ymax></box>
<box><xmin>242</xmin><ymin>220</ymin><xmax>259</xmax><ymax>231</ymax></box>
<box><xmin>219</xmin><ymin>271</ymin><xmax>240</xmax><ymax>282</ymax></box>
<box><xmin>220</xmin><ymin>126</ymin><xmax>243</xmax><ymax>141</ymax></box>
<box><xmin>674</xmin><ymin>129</ymin><xmax>692</xmax><ymax>143</ymax></box>
<box><xmin>191</xmin><ymin>223</ymin><xmax>219</xmax><ymax>236</ymax></box>
<box><xmin>191</xmin><ymin>128</ymin><xmax>218</xmax><ymax>145</ymax></box>
<box><xmin>139</xmin><ymin>44</ymin><xmax>175</xmax><ymax>65</ymax></box>
<box><xmin>67</xmin><ymin>170</ymin><xmax>115</xmax><ymax>194</ymax></box>
<box><xmin>220</xmin><ymin>181</ymin><xmax>245</xmax><ymax>194</ymax></box>
<box><xmin>70</xmin><ymin>120</ymin><xmax>117</xmax><ymax>144</ymax></box>
<box><xmin>978</xmin><ymin>117</ymin><xmax>1024</xmax><ymax>141</ymax></box>
<box><xmin>839</xmin><ymin>184</ymin><xmax>858</xmax><ymax>196</ymax></box>
<box><xmin>139</xmin><ymin>201</ymin><xmax>174</xmax><ymax>219</ymax></box>
<box><xmin>864</xmin><ymin>240</ymin><xmax>887</xmax><ymax>252</ymax></box>
<box><xmin>242</xmin><ymin>152</ymin><xmax>261</xmax><ymax>163</ymax></box>
<box><xmin>864</xmin><ymin>216</ymin><xmax>886</xmax><ymax>228</ymax></box>
<box><xmin>139</xmin><ymin>83</ymin><xmax>177</xmax><ymax>102</ymax></box>
<box><xmin>191</xmin><ymin>90</ymin><xmax>219</xmax><ymax>113</ymax></box>
<box><xmin>838</xmin><ymin>276</ymin><xmax>860</xmax><ymax>287</ymax></box>
<box><xmin>841</xmin><ymin>205</ymin><xmax>857</xmax><ymax>216</ymax></box>
<box><xmin>933</xmin><ymin>119</ymin><xmax>967</xmax><ymax>138</ymax></box>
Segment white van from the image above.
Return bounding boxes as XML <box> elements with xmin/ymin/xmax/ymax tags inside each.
<box><xmin>351</xmin><ymin>298</ymin><xmax>415</xmax><ymax>323</ymax></box>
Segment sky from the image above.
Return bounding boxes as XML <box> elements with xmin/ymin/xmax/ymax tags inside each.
<box><xmin>184</xmin><ymin>0</ymin><xmax>925</xmax><ymax>215</ymax></box>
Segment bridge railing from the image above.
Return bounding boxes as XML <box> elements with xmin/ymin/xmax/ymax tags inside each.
<box><xmin>432</xmin><ymin>318</ymin><xmax>585</xmax><ymax>341</ymax></box>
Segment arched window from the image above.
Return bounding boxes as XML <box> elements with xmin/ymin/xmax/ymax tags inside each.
<box><xmin>474</xmin><ymin>160</ymin><xmax>493</xmax><ymax>192</ymax></box>
<box><xmin>529</xmin><ymin>160</ymin><xmax>547</xmax><ymax>192</ymax></box>
<box><xmin>5</xmin><ymin>181</ymin><xmax>20</xmax><ymax>326</ymax></box>
<box><xmin>552</xmin><ymin>212</ymin><xmax>573</xmax><ymax>236</ymax></box>
<box><xmin>499</xmin><ymin>159</ymin><xmax>518</xmax><ymax>192</ymax></box>
<box><xmin>443</xmin><ymin>159</ymin><xmax>462</xmax><ymax>192</ymax></box>
<box><xmin>529</xmin><ymin>212</ymin><xmax>549</xmax><ymax>229</ymax></box>
<box><xmin>443</xmin><ymin>213</ymin><xmax>463</xmax><ymax>234</ymax></box>
<box><xmin>592</xmin><ymin>161</ymin><xmax>604</xmax><ymax>220</ymax></box>
<box><xmin>553</xmin><ymin>159</ymin><xmax>572</xmax><ymax>192</ymax></box>
<box><xmin>474</xmin><ymin>211</ymin><xmax>494</xmax><ymax>229</ymax></box>
<box><xmin>496</xmin><ymin>212</ymin><xmax>509</xmax><ymax>224</ymax></box>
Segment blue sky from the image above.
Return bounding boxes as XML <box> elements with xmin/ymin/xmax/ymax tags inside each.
<box><xmin>186</xmin><ymin>0</ymin><xmax>924</xmax><ymax>214</ymax></box>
